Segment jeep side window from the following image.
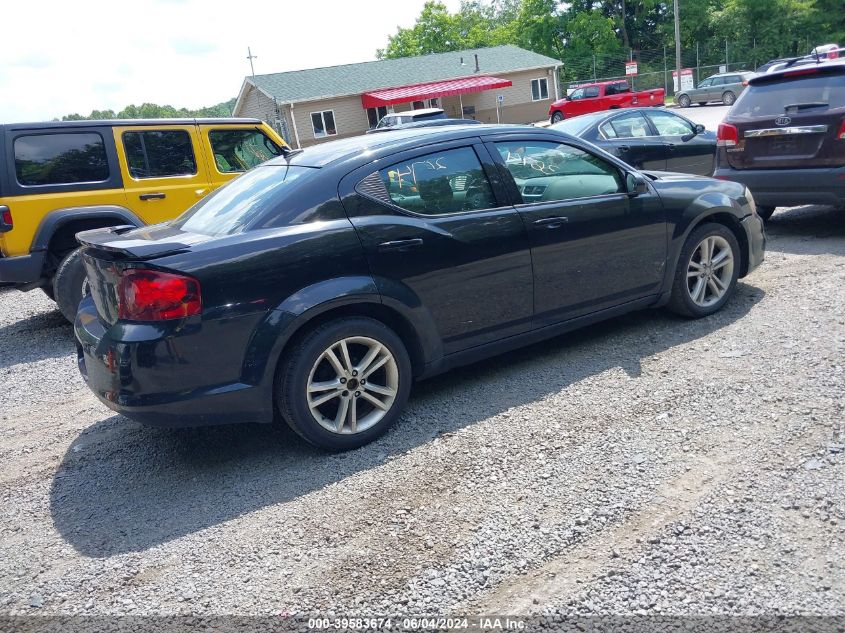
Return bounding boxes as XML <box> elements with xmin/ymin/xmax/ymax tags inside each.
<box><xmin>208</xmin><ymin>129</ymin><xmax>282</xmax><ymax>173</ymax></box>
<box><xmin>123</xmin><ymin>130</ymin><xmax>197</xmax><ymax>179</ymax></box>
<box><xmin>14</xmin><ymin>132</ymin><xmax>109</xmax><ymax>186</ymax></box>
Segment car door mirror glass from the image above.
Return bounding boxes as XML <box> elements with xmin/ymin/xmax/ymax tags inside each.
<box><xmin>626</xmin><ymin>173</ymin><xmax>648</xmax><ymax>196</ymax></box>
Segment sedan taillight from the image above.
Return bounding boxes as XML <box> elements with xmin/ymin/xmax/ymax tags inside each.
<box><xmin>118</xmin><ymin>269</ymin><xmax>202</xmax><ymax>321</ymax></box>
<box><xmin>837</xmin><ymin>119</ymin><xmax>845</xmax><ymax>140</ymax></box>
<box><xmin>717</xmin><ymin>123</ymin><xmax>739</xmax><ymax>147</ymax></box>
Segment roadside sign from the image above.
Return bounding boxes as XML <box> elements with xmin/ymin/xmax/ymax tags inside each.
<box><xmin>719</xmin><ymin>65</ymin><xmax>727</xmax><ymax>73</ymax></box>
<box><xmin>625</xmin><ymin>61</ymin><xmax>638</xmax><ymax>76</ymax></box>
<box><xmin>672</xmin><ymin>68</ymin><xmax>694</xmax><ymax>91</ymax></box>
<box><xmin>497</xmin><ymin>94</ymin><xmax>504</xmax><ymax>103</ymax></box>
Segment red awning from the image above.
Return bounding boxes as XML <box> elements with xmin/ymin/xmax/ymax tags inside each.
<box><xmin>361</xmin><ymin>75</ymin><xmax>513</xmax><ymax>108</ymax></box>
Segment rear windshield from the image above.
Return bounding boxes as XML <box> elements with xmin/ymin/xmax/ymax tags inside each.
<box><xmin>411</xmin><ymin>111</ymin><xmax>446</xmax><ymax>121</ymax></box>
<box><xmin>733</xmin><ymin>73</ymin><xmax>845</xmax><ymax>117</ymax></box>
<box><xmin>172</xmin><ymin>164</ymin><xmax>319</xmax><ymax>236</ymax></box>
<box><xmin>551</xmin><ymin>115</ymin><xmax>600</xmax><ymax>136</ymax></box>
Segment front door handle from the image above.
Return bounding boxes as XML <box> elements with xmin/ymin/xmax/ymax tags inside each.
<box><xmin>618</xmin><ymin>145</ymin><xmax>630</xmax><ymax>152</ymax></box>
<box><xmin>139</xmin><ymin>192</ymin><xmax>166</xmax><ymax>201</ymax></box>
<box><xmin>534</xmin><ymin>216</ymin><xmax>569</xmax><ymax>228</ymax></box>
<box><xmin>378</xmin><ymin>238</ymin><xmax>424</xmax><ymax>251</ymax></box>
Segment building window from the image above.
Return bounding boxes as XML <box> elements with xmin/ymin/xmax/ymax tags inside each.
<box><xmin>367</xmin><ymin>106</ymin><xmax>389</xmax><ymax>129</ymax></box>
<box><xmin>531</xmin><ymin>78</ymin><xmax>549</xmax><ymax>101</ymax></box>
<box><xmin>412</xmin><ymin>100</ymin><xmax>425</xmax><ymax>110</ymax></box>
<box><xmin>310</xmin><ymin>110</ymin><xmax>337</xmax><ymax>138</ymax></box>
<box><xmin>429</xmin><ymin>98</ymin><xmax>440</xmax><ymax>108</ymax></box>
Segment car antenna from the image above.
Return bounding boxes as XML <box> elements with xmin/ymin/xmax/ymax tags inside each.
<box><xmin>280</xmin><ymin>146</ymin><xmax>303</xmax><ymax>159</ymax></box>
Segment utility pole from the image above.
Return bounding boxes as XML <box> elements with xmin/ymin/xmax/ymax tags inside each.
<box><xmin>673</xmin><ymin>0</ymin><xmax>682</xmax><ymax>93</ymax></box>
<box><xmin>247</xmin><ymin>47</ymin><xmax>258</xmax><ymax>79</ymax></box>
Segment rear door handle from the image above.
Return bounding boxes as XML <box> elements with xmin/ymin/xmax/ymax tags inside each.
<box><xmin>378</xmin><ymin>238</ymin><xmax>424</xmax><ymax>251</ymax></box>
<box><xmin>534</xmin><ymin>216</ymin><xmax>569</xmax><ymax>228</ymax></box>
<box><xmin>139</xmin><ymin>192</ymin><xmax>166</xmax><ymax>201</ymax></box>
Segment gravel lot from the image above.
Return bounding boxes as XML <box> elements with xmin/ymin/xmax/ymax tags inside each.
<box><xmin>1</xmin><ymin>204</ymin><xmax>843</xmax><ymax>619</ymax></box>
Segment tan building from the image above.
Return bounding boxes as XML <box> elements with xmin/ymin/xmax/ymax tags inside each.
<box><xmin>233</xmin><ymin>45</ymin><xmax>562</xmax><ymax>148</ymax></box>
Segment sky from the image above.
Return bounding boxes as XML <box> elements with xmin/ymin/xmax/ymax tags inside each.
<box><xmin>1</xmin><ymin>0</ymin><xmax>462</xmax><ymax>123</ymax></box>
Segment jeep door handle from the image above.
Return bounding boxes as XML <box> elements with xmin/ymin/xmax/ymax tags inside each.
<box><xmin>534</xmin><ymin>216</ymin><xmax>569</xmax><ymax>228</ymax></box>
<box><xmin>378</xmin><ymin>238</ymin><xmax>424</xmax><ymax>251</ymax></box>
<box><xmin>139</xmin><ymin>192</ymin><xmax>166</xmax><ymax>201</ymax></box>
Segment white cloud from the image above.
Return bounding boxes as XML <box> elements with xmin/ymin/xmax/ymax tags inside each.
<box><xmin>0</xmin><ymin>0</ymin><xmax>461</xmax><ymax>122</ymax></box>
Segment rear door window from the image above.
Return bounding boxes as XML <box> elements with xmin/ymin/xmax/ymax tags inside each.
<box><xmin>208</xmin><ymin>129</ymin><xmax>282</xmax><ymax>172</ymax></box>
<box><xmin>122</xmin><ymin>130</ymin><xmax>197</xmax><ymax>178</ymax></box>
<box><xmin>733</xmin><ymin>73</ymin><xmax>845</xmax><ymax>116</ymax></box>
<box><xmin>378</xmin><ymin>147</ymin><xmax>496</xmax><ymax>215</ymax></box>
<box><xmin>14</xmin><ymin>132</ymin><xmax>109</xmax><ymax>186</ymax></box>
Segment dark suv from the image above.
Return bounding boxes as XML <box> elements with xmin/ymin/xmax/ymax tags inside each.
<box><xmin>75</xmin><ymin>125</ymin><xmax>764</xmax><ymax>451</ymax></box>
<box><xmin>713</xmin><ymin>60</ymin><xmax>845</xmax><ymax>220</ymax></box>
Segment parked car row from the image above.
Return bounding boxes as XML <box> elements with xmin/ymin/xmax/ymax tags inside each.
<box><xmin>74</xmin><ymin>124</ymin><xmax>764</xmax><ymax>450</ymax></box>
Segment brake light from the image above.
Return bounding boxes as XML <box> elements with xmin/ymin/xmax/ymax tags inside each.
<box><xmin>0</xmin><ymin>206</ymin><xmax>12</xmax><ymax>232</ymax></box>
<box><xmin>717</xmin><ymin>123</ymin><xmax>739</xmax><ymax>147</ymax></box>
<box><xmin>117</xmin><ymin>269</ymin><xmax>201</xmax><ymax>321</ymax></box>
<box><xmin>838</xmin><ymin>119</ymin><xmax>845</xmax><ymax>140</ymax></box>
<box><xmin>784</xmin><ymin>68</ymin><xmax>819</xmax><ymax>77</ymax></box>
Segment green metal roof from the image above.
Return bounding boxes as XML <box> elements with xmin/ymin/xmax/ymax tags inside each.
<box><xmin>249</xmin><ymin>45</ymin><xmax>561</xmax><ymax>104</ymax></box>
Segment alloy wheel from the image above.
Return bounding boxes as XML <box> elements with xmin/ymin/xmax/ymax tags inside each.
<box><xmin>306</xmin><ymin>336</ymin><xmax>399</xmax><ymax>435</ymax></box>
<box><xmin>686</xmin><ymin>235</ymin><xmax>734</xmax><ymax>308</ymax></box>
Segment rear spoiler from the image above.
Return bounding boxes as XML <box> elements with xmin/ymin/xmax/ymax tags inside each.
<box><xmin>750</xmin><ymin>60</ymin><xmax>845</xmax><ymax>85</ymax></box>
<box><xmin>76</xmin><ymin>225</ymin><xmax>191</xmax><ymax>260</ymax></box>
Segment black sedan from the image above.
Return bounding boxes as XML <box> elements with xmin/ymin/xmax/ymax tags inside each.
<box><xmin>75</xmin><ymin>125</ymin><xmax>764</xmax><ymax>451</ymax></box>
<box><xmin>550</xmin><ymin>107</ymin><xmax>717</xmax><ymax>176</ymax></box>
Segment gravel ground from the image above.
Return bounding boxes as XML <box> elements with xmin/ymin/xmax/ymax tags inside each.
<box><xmin>0</xmin><ymin>204</ymin><xmax>843</xmax><ymax>619</ymax></box>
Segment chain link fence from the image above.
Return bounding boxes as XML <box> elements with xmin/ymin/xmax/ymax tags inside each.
<box><xmin>558</xmin><ymin>36</ymin><xmax>823</xmax><ymax>98</ymax></box>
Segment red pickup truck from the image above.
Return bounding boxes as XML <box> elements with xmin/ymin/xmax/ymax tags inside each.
<box><xmin>548</xmin><ymin>80</ymin><xmax>665</xmax><ymax>123</ymax></box>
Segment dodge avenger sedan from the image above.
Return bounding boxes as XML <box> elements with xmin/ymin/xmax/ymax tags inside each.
<box><xmin>75</xmin><ymin>125</ymin><xmax>765</xmax><ymax>451</ymax></box>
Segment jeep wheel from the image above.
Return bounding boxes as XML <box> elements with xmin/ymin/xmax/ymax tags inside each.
<box><xmin>667</xmin><ymin>224</ymin><xmax>740</xmax><ymax>318</ymax></box>
<box><xmin>276</xmin><ymin>317</ymin><xmax>412</xmax><ymax>451</ymax></box>
<box><xmin>53</xmin><ymin>248</ymin><xmax>90</xmax><ymax>323</ymax></box>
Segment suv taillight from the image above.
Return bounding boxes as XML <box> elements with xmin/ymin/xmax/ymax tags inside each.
<box><xmin>118</xmin><ymin>269</ymin><xmax>201</xmax><ymax>321</ymax></box>
<box><xmin>0</xmin><ymin>205</ymin><xmax>12</xmax><ymax>233</ymax></box>
<box><xmin>717</xmin><ymin>123</ymin><xmax>739</xmax><ymax>147</ymax></box>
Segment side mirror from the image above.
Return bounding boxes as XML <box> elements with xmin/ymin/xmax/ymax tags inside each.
<box><xmin>626</xmin><ymin>173</ymin><xmax>649</xmax><ymax>196</ymax></box>
<box><xmin>694</xmin><ymin>123</ymin><xmax>705</xmax><ymax>134</ymax></box>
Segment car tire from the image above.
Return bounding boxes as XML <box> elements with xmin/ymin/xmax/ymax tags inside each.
<box><xmin>53</xmin><ymin>248</ymin><xmax>90</xmax><ymax>323</ymax></box>
<box><xmin>667</xmin><ymin>223</ymin><xmax>740</xmax><ymax>319</ymax></box>
<box><xmin>677</xmin><ymin>94</ymin><xmax>691</xmax><ymax>108</ymax></box>
<box><xmin>756</xmin><ymin>205</ymin><xmax>776</xmax><ymax>221</ymax></box>
<box><xmin>551</xmin><ymin>111</ymin><xmax>564</xmax><ymax>124</ymax></box>
<box><xmin>722</xmin><ymin>91</ymin><xmax>736</xmax><ymax>106</ymax></box>
<box><xmin>276</xmin><ymin>317</ymin><xmax>412</xmax><ymax>451</ymax></box>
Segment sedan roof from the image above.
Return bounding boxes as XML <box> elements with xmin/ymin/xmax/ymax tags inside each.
<box><xmin>267</xmin><ymin>124</ymin><xmax>547</xmax><ymax>168</ymax></box>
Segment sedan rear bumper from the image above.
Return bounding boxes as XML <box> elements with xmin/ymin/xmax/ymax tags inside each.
<box><xmin>713</xmin><ymin>165</ymin><xmax>845</xmax><ymax>207</ymax></box>
<box><xmin>74</xmin><ymin>296</ymin><xmax>274</xmax><ymax>427</ymax></box>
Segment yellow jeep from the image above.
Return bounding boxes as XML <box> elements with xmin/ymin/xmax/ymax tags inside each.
<box><xmin>0</xmin><ymin>118</ymin><xmax>287</xmax><ymax>320</ymax></box>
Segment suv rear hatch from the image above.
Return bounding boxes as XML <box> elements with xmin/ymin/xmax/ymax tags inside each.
<box><xmin>724</xmin><ymin>64</ymin><xmax>845</xmax><ymax>170</ymax></box>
